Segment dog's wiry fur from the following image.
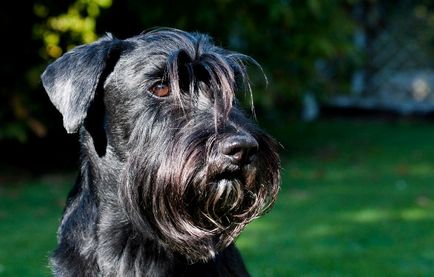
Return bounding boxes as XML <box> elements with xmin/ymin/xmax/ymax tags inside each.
<box><xmin>41</xmin><ymin>28</ymin><xmax>280</xmax><ymax>276</ymax></box>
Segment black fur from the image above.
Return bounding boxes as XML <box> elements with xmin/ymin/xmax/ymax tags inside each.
<box><xmin>41</xmin><ymin>28</ymin><xmax>280</xmax><ymax>277</ymax></box>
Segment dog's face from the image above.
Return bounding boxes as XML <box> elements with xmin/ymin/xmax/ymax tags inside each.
<box><xmin>42</xmin><ymin>29</ymin><xmax>280</xmax><ymax>262</ymax></box>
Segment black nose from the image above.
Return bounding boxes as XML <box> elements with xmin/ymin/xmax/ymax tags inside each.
<box><xmin>221</xmin><ymin>134</ymin><xmax>259</xmax><ymax>165</ymax></box>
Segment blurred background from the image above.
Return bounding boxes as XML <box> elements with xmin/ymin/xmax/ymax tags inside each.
<box><xmin>1</xmin><ymin>0</ymin><xmax>434</xmax><ymax>276</ymax></box>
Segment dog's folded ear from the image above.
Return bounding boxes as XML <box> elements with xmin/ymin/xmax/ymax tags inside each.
<box><xmin>41</xmin><ymin>35</ymin><xmax>124</xmax><ymax>134</ymax></box>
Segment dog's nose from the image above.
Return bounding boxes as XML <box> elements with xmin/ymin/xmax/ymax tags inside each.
<box><xmin>221</xmin><ymin>134</ymin><xmax>258</xmax><ymax>165</ymax></box>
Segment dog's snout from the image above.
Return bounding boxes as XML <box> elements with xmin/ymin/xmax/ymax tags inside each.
<box><xmin>221</xmin><ymin>134</ymin><xmax>258</xmax><ymax>165</ymax></box>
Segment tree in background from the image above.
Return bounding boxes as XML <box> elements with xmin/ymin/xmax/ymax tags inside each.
<box><xmin>1</xmin><ymin>0</ymin><xmax>359</xmax><ymax>142</ymax></box>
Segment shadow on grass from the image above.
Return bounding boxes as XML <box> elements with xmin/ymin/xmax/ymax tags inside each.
<box><xmin>0</xmin><ymin>175</ymin><xmax>72</xmax><ymax>277</ymax></box>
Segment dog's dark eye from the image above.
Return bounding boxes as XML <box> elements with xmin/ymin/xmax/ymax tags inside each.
<box><xmin>150</xmin><ymin>83</ymin><xmax>170</xmax><ymax>97</ymax></box>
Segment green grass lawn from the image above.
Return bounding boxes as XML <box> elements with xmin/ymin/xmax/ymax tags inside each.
<box><xmin>0</xmin><ymin>176</ymin><xmax>70</xmax><ymax>277</ymax></box>
<box><xmin>1</xmin><ymin>119</ymin><xmax>434</xmax><ymax>276</ymax></box>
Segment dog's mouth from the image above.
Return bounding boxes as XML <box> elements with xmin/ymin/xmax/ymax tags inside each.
<box><xmin>212</xmin><ymin>170</ymin><xmax>244</xmax><ymax>185</ymax></box>
<box><xmin>209</xmin><ymin>176</ymin><xmax>244</xmax><ymax>213</ymax></box>
<box><xmin>184</xmin><ymin>169</ymin><xmax>258</xmax><ymax>231</ymax></box>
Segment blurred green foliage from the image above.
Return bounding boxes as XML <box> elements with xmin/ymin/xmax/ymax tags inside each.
<box><xmin>1</xmin><ymin>0</ymin><xmax>360</xmax><ymax>142</ymax></box>
<box><xmin>34</xmin><ymin>0</ymin><xmax>112</xmax><ymax>59</ymax></box>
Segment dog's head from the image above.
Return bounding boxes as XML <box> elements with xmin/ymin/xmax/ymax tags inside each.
<box><xmin>42</xmin><ymin>28</ymin><xmax>280</xmax><ymax>262</ymax></box>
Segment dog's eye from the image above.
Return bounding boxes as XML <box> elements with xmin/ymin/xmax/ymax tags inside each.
<box><xmin>149</xmin><ymin>83</ymin><xmax>170</xmax><ymax>97</ymax></box>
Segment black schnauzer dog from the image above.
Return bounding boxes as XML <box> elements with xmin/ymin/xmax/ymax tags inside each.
<box><xmin>41</xmin><ymin>28</ymin><xmax>280</xmax><ymax>276</ymax></box>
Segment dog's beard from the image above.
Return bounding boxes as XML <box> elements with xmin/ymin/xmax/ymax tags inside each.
<box><xmin>119</xmin><ymin>130</ymin><xmax>279</xmax><ymax>262</ymax></box>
